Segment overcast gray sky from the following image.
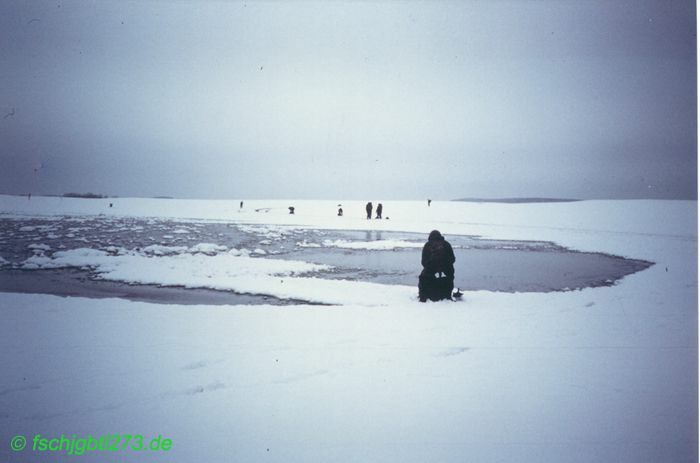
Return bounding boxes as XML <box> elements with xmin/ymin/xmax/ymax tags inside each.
<box><xmin>1</xmin><ymin>0</ymin><xmax>696</xmax><ymax>200</ymax></box>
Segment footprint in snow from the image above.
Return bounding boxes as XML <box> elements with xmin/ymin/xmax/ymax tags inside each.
<box><xmin>181</xmin><ymin>360</ymin><xmax>209</xmax><ymax>370</ymax></box>
<box><xmin>182</xmin><ymin>381</ymin><xmax>226</xmax><ymax>395</ymax></box>
<box><xmin>435</xmin><ymin>347</ymin><xmax>470</xmax><ymax>357</ymax></box>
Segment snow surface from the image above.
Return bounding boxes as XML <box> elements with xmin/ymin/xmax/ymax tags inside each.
<box><xmin>0</xmin><ymin>195</ymin><xmax>697</xmax><ymax>463</ymax></box>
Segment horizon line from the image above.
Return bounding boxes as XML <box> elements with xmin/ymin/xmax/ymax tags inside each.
<box><xmin>0</xmin><ymin>193</ymin><xmax>697</xmax><ymax>203</ymax></box>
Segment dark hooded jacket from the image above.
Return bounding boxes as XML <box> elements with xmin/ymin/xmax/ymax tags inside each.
<box><xmin>421</xmin><ymin>230</ymin><xmax>455</xmax><ymax>276</ymax></box>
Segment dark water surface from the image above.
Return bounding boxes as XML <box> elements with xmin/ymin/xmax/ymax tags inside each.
<box><xmin>0</xmin><ymin>216</ymin><xmax>653</xmax><ymax>304</ymax></box>
<box><xmin>287</xmin><ymin>247</ymin><xmax>650</xmax><ymax>292</ymax></box>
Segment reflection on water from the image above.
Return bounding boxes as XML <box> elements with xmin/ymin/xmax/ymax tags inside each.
<box><xmin>365</xmin><ymin>230</ymin><xmax>383</xmax><ymax>241</ymax></box>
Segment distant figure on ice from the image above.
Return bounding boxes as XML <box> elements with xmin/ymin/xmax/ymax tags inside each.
<box><xmin>240</xmin><ymin>201</ymin><xmax>244</xmax><ymax>209</ymax></box>
<box><xmin>376</xmin><ymin>203</ymin><xmax>383</xmax><ymax>219</ymax></box>
<box><xmin>427</xmin><ymin>199</ymin><xmax>432</xmax><ymax>207</ymax></box>
<box><xmin>338</xmin><ymin>206</ymin><xmax>343</xmax><ymax>216</ymax></box>
<box><xmin>418</xmin><ymin>230</ymin><xmax>456</xmax><ymax>302</ymax></box>
<box><xmin>288</xmin><ymin>206</ymin><xmax>295</xmax><ymax>214</ymax></box>
<box><xmin>366</xmin><ymin>202</ymin><xmax>373</xmax><ymax>220</ymax></box>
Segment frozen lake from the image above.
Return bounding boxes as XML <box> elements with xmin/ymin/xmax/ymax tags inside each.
<box><xmin>0</xmin><ymin>197</ymin><xmax>695</xmax><ymax>463</ymax></box>
<box><xmin>0</xmin><ymin>216</ymin><xmax>652</xmax><ymax>304</ymax></box>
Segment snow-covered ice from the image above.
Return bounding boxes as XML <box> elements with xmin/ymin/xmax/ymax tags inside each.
<box><xmin>0</xmin><ymin>195</ymin><xmax>696</xmax><ymax>462</ymax></box>
<box><xmin>322</xmin><ymin>238</ymin><xmax>424</xmax><ymax>250</ymax></box>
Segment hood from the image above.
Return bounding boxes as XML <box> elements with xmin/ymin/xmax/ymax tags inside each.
<box><xmin>428</xmin><ymin>230</ymin><xmax>443</xmax><ymax>241</ymax></box>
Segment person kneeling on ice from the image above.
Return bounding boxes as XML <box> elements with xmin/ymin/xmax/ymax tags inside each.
<box><xmin>419</xmin><ymin>230</ymin><xmax>456</xmax><ymax>302</ymax></box>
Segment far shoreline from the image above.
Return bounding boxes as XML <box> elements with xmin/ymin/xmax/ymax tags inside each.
<box><xmin>1</xmin><ymin>193</ymin><xmax>697</xmax><ymax>203</ymax></box>
<box><xmin>452</xmin><ymin>197</ymin><xmax>581</xmax><ymax>204</ymax></box>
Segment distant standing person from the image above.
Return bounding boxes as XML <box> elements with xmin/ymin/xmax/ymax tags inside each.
<box><xmin>240</xmin><ymin>201</ymin><xmax>243</xmax><ymax>209</ymax></box>
<box><xmin>366</xmin><ymin>202</ymin><xmax>373</xmax><ymax>220</ymax></box>
<box><xmin>418</xmin><ymin>230</ymin><xmax>456</xmax><ymax>302</ymax></box>
<box><xmin>376</xmin><ymin>203</ymin><xmax>383</xmax><ymax>219</ymax></box>
<box><xmin>338</xmin><ymin>207</ymin><xmax>343</xmax><ymax>216</ymax></box>
<box><xmin>428</xmin><ymin>199</ymin><xmax>432</xmax><ymax>207</ymax></box>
